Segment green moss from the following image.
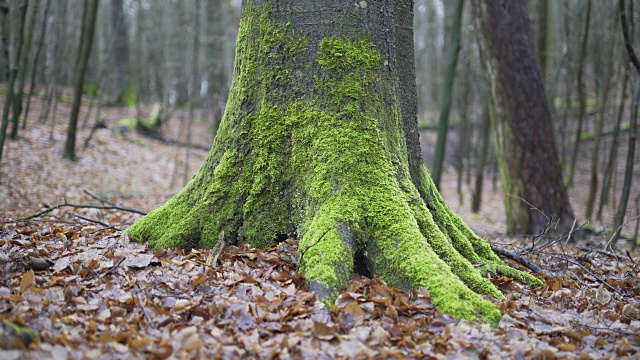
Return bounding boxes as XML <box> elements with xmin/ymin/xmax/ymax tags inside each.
<box><xmin>2</xmin><ymin>321</ymin><xmax>38</xmax><ymax>346</ymax></box>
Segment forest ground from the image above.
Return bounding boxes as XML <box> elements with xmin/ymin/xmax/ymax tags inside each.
<box><xmin>0</xmin><ymin>93</ymin><xmax>639</xmax><ymax>359</ymax></box>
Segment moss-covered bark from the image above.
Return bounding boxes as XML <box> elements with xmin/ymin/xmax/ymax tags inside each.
<box><xmin>127</xmin><ymin>0</ymin><xmax>542</xmax><ymax>323</ymax></box>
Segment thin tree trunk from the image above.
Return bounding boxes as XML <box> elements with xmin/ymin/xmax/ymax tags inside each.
<box><xmin>184</xmin><ymin>0</ymin><xmax>200</xmax><ymax>186</ymax></box>
<box><xmin>11</xmin><ymin>0</ymin><xmax>38</xmax><ymax>139</ymax></box>
<box><xmin>586</xmin><ymin>9</ymin><xmax>619</xmax><ymax>219</ymax></box>
<box><xmin>599</xmin><ymin>69</ymin><xmax>629</xmax><ymax>219</ymax></box>
<box><xmin>22</xmin><ymin>0</ymin><xmax>51</xmax><ymax>130</ymax></box>
<box><xmin>0</xmin><ymin>1</ymin><xmax>28</xmax><ymax>165</ymax></box>
<box><xmin>611</xmin><ymin>75</ymin><xmax>639</xmax><ymax>247</ymax></box>
<box><xmin>63</xmin><ymin>0</ymin><xmax>99</xmax><ymax>161</ymax></box>
<box><xmin>0</xmin><ymin>1</ymin><xmax>9</xmax><ymax>81</ymax></box>
<box><xmin>567</xmin><ymin>0</ymin><xmax>591</xmax><ymax>186</ymax></box>
<box><xmin>432</xmin><ymin>0</ymin><xmax>464</xmax><ymax>189</ymax></box>
<box><xmin>471</xmin><ymin>96</ymin><xmax>491</xmax><ymax>213</ymax></box>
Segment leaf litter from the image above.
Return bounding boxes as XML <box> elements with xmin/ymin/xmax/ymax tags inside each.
<box><xmin>1</xmin><ymin>94</ymin><xmax>639</xmax><ymax>359</ymax></box>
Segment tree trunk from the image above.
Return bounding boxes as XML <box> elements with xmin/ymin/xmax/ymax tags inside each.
<box><xmin>63</xmin><ymin>0</ymin><xmax>99</xmax><ymax>161</ymax></box>
<box><xmin>127</xmin><ymin>0</ymin><xmax>541</xmax><ymax>323</ymax></box>
<box><xmin>472</xmin><ymin>0</ymin><xmax>575</xmax><ymax>235</ymax></box>
<box><xmin>536</xmin><ymin>0</ymin><xmax>548</xmax><ymax>82</ymax></box>
<box><xmin>567</xmin><ymin>0</ymin><xmax>591</xmax><ymax>187</ymax></box>
<box><xmin>0</xmin><ymin>0</ymin><xmax>28</xmax><ymax>164</ymax></box>
<box><xmin>0</xmin><ymin>1</ymin><xmax>9</xmax><ymax>82</ymax></box>
<box><xmin>432</xmin><ymin>0</ymin><xmax>464</xmax><ymax>189</ymax></box>
<box><xmin>110</xmin><ymin>0</ymin><xmax>131</xmax><ymax>105</ymax></box>
<box><xmin>586</xmin><ymin>9</ymin><xmax>618</xmax><ymax>220</ymax></box>
<box><xmin>11</xmin><ymin>0</ymin><xmax>38</xmax><ymax>139</ymax></box>
<box><xmin>599</xmin><ymin>68</ymin><xmax>629</xmax><ymax>220</ymax></box>
<box><xmin>22</xmin><ymin>0</ymin><xmax>51</xmax><ymax>130</ymax></box>
<box><xmin>471</xmin><ymin>96</ymin><xmax>491</xmax><ymax>213</ymax></box>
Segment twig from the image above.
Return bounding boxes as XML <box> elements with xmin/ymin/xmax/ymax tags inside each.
<box><xmin>576</xmin><ymin>246</ymin><xmax>624</xmax><ymax>260</ymax></box>
<box><xmin>490</xmin><ymin>244</ymin><xmax>542</xmax><ymax>273</ymax></box>
<box><xmin>298</xmin><ymin>226</ymin><xmax>337</xmax><ymax>264</ymax></box>
<box><xmin>83</xmin><ymin>190</ymin><xmax>116</xmax><ymax>206</ymax></box>
<box><xmin>134</xmin><ymin>284</ymin><xmax>157</xmax><ymax>330</ymax></box>
<box><xmin>97</xmin><ymin>256</ymin><xmax>126</xmax><ymax>279</ymax></box>
<box><xmin>11</xmin><ymin>200</ymin><xmax>147</xmax><ymax>222</ymax></box>
<box><xmin>564</xmin><ymin>258</ymin><xmax>624</xmax><ymax>296</ymax></box>
<box><xmin>570</xmin><ymin>320</ymin><xmax>638</xmax><ymax>337</ymax></box>
<box><xmin>70</xmin><ymin>212</ymin><xmax>121</xmax><ymax>231</ymax></box>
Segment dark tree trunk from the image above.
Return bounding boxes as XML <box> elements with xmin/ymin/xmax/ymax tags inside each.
<box><xmin>0</xmin><ymin>1</ymin><xmax>28</xmax><ymax>164</ymax></box>
<box><xmin>127</xmin><ymin>0</ymin><xmax>541</xmax><ymax>323</ymax></box>
<box><xmin>0</xmin><ymin>1</ymin><xmax>9</xmax><ymax>82</ymax></box>
<box><xmin>472</xmin><ymin>0</ymin><xmax>575</xmax><ymax>235</ymax></box>
<box><xmin>432</xmin><ymin>0</ymin><xmax>464</xmax><ymax>189</ymax></box>
<box><xmin>110</xmin><ymin>0</ymin><xmax>131</xmax><ymax>105</ymax></box>
<box><xmin>11</xmin><ymin>0</ymin><xmax>38</xmax><ymax>140</ymax></box>
<box><xmin>63</xmin><ymin>0</ymin><xmax>99</xmax><ymax>161</ymax></box>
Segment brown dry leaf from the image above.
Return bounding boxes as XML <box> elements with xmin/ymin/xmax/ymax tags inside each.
<box><xmin>595</xmin><ymin>285</ymin><xmax>612</xmax><ymax>305</ymax></box>
<box><xmin>19</xmin><ymin>270</ymin><xmax>35</xmax><ymax>294</ymax></box>
<box><xmin>190</xmin><ymin>274</ymin><xmax>208</xmax><ymax>287</ymax></box>
<box><xmin>313</xmin><ymin>321</ymin><xmax>338</xmax><ymax>341</ymax></box>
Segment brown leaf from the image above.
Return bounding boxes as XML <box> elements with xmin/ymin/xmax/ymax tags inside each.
<box><xmin>595</xmin><ymin>285</ymin><xmax>612</xmax><ymax>305</ymax></box>
<box><xmin>313</xmin><ymin>321</ymin><xmax>338</xmax><ymax>341</ymax></box>
<box><xmin>19</xmin><ymin>270</ymin><xmax>35</xmax><ymax>294</ymax></box>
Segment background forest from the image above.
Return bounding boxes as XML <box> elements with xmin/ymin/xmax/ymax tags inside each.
<box><xmin>0</xmin><ymin>0</ymin><xmax>639</xmax><ymax>358</ymax></box>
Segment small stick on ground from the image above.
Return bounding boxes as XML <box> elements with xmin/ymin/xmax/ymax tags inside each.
<box><xmin>71</xmin><ymin>212</ymin><xmax>122</xmax><ymax>231</ymax></box>
<box><xmin>11</xmin><ymin>200</ymin><xmax>147</xmax><ymax>222</ymax></box>
<box><xmin>490</xmin><ymin>244</ymin><xmax>542</xmax><ymax>273</ymax></box>
<box><xmin>134</xmin><ymin>283</ymin><xmax>157</xmax><ymax>330</ymax></box>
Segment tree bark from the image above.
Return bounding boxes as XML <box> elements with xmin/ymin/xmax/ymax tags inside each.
<box><xmin>22</xmin><ymin>0</ymin><xmax>50</xmax><ymax>130</ymax></box>
<box><xmin>567</xmin><ymin>0</ymin><xmax>591</xmax><ymax>187</ymax></box>
<box><xmin>110</xmin><ymin>0</ymin><xmax>131</xmax><ymax>105</ymax></box>
<box><xmin>127</xmin><ymin>0</ymin><xmax>541</xmax><ymax>323</ymax></box>
<box><xmin>472</xmin><ymin>0</ymin><xmax>575</xmax><ymax>235</ymax></box>
<box><xmin>11</xmin><ymin>0</ymin><xmax>38</xmax><ymax>139</ymax></box>
<box><xmin>63</xmin><ymin>0</ymin><xmax>99</xmax><ymax>161</ymax></box>
<box><xmin>432</xmin><ymin>0</ymin><xmax>464</xmax><ymax>189</ymax></box>
<box><xmin>0</xmin><ymin>1</ymin><xmax>9</xmax><ymax>82</ymax></box>
<box><xmin>0</xmin><ymin>0</ymin><xmax>28</xmax><ymax>164</ymax></box>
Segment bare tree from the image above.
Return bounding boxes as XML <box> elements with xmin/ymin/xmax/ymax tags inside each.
<box><xmin>63</xmin><ymin>0</ymin><xmax>99</xmax><ymax>160</ymax></box>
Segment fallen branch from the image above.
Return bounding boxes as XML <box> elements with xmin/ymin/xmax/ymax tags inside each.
<box><xmin>490</xmin><ymin>244</ymin><xmax>542</xmax><ymax>273</ymax></box>
<box><xmin>70</xmin><ymin>212</ymin><xmax>122</xmax><ymax>231</ymax></box>
<box><xmin>10</xmin><ymin>200</ymin><xmax>147</xmax><ymax>222</ymax></box>
<box><xmin>564</xmin><ymin>257</ymin><xmax>624</xmax><ymax>296</ymax></box>
<box><xmin>134</xmin><ymin>283</ymin><xmax>157</xmax><ymax>330</ymax></box>
<box><xmin>576</xmin><ymin>246</ymin><xmax>624</xmax><ymax>260</ymax></box>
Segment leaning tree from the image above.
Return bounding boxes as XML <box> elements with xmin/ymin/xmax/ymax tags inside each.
<box><xmin>127</xmin><ymin>0</ymin><xmax>541</xmax><ymax>323</ymax></box>
<box><xmin>471</xmin><ymin>0</ymin><xmax>576</xmax><ymax>235</ymax></box>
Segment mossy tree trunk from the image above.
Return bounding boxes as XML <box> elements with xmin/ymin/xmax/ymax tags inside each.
<box><xmin>128</xmin><ymin>0</ymin><xmax>541</xmax><ymax>323</ymax></box>
<box><xmin>472</xmin><ymin>0</ymin><xmax>576</xmax><ymax>235</ymax></box>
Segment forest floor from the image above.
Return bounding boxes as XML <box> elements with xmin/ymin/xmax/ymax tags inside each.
<box><xmin>0</xmin><ymin>93</ymin><xmax>639</xmax><ymax>359</ymax></box>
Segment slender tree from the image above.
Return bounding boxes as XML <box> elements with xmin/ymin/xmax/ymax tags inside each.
<box><xmin>110</xmin><ymin>0</ymin><xmax>130</xmax><ymax>105</ymax></box>
<box><xmin>471</xmin><ymin>0</ymin><xmax>575</xmax><ymax>235</ymax></box>
<box><xmin>432</xmin><ymin>0</ymin><xmax>464</xmax><ymax>189</ymax></box>
<box><xmin>0</xmin><ymin>0</ymin><xmax>28</xmax><ymax>164</ymax></box>
<box><xmin>22</xmin><ymin>0</ymin><xmax>50</xmax><ymax>130</ymax></box>
<box><xmin>127</xmin><ymin>0</ymin><xmax>541</xmax><ymax>323</ymax></box>
<box><xmin>63</xmin><ymin>0</ymin><xmax>99</xmax><ymax>160</ymax></box>
<box><xmin>613</xmin><ymin>0</ymin><xmax>640</xmax><ymax>247</ymax></box>
<box><xmin>10</xmin><ymin>0</ymin><xmax>38</xmax><ymax>139</ymax></box>
<box><xmin>0</xmin><ymin>1</ymin><xmax>9</xmax><ymax>81</ymax></box>
<box><xmin>567</xmin><ymin>0</ymin><xmax>591</xmax><ymax>187</ymax></box>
